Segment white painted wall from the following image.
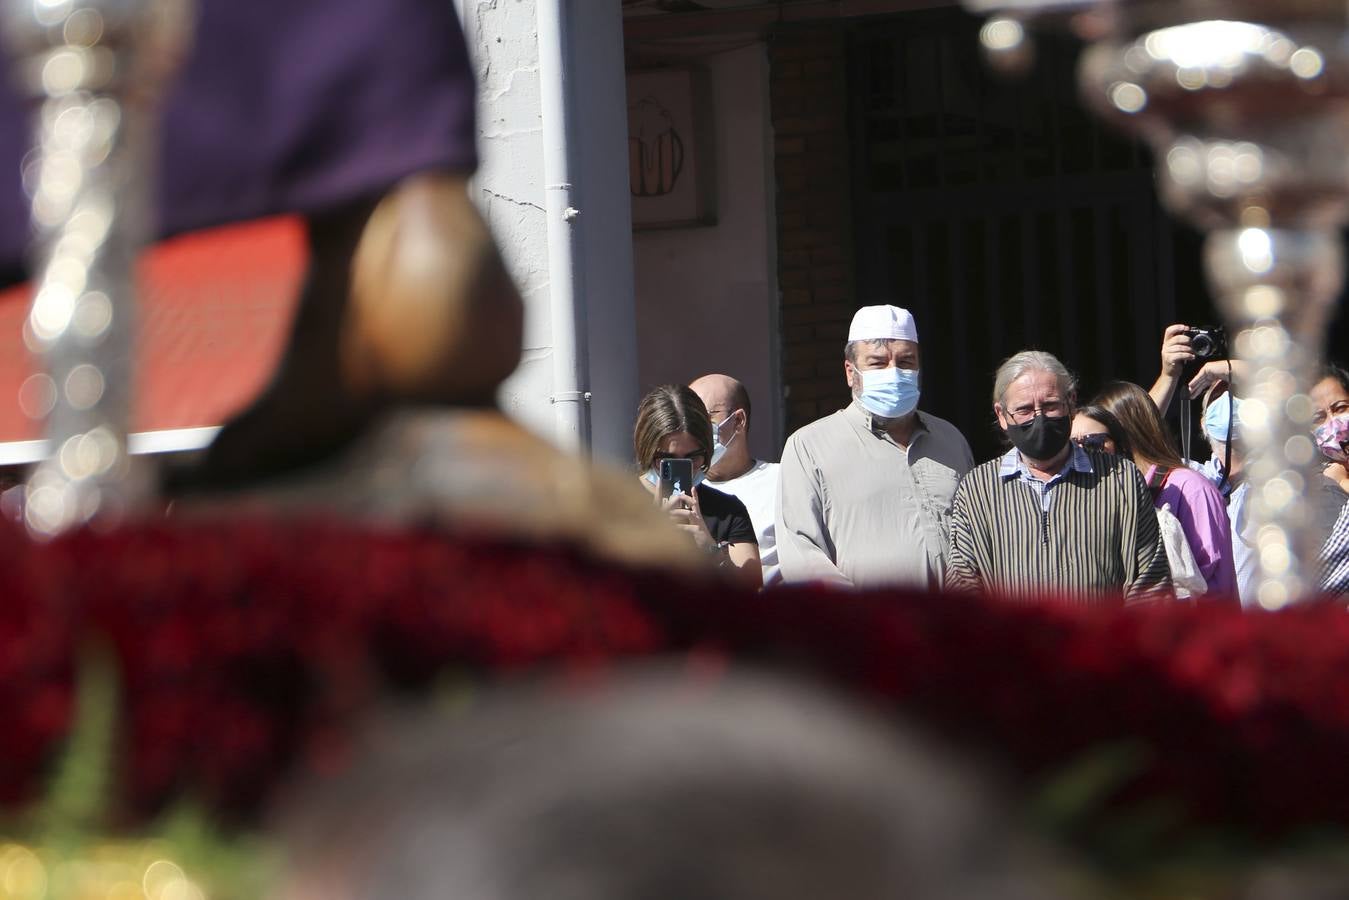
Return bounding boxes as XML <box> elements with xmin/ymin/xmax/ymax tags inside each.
<box><xmin>631</xmin><ymin>43</ymin><xmax>782</xmax><ymax>461</ymax></box>
<box><xmin>458</xmin><ymin>0</ymin><xmax>639</xmax><ymax>465</ymax></box>
<box><xmin>458</xmin><ymin>0</ymin><xmax>550</xmax><ymax>428</ymax></box>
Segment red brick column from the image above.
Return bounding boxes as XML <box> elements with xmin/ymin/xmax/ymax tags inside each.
<box><xmin>769</xmin><ymin>24</ymin><xmax>856</xmax><ymax>438</ymax></box>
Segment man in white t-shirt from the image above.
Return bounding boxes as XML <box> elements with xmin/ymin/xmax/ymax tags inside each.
<box><xmin>690</xmin><ymin>374</ymin><xmax>781</xmax><ymax>588</ymax></box>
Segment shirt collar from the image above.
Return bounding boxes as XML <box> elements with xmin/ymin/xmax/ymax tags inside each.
<box><xmin>846</xmin><ymin>400</ymin><xmax>928</xmax><ymax>437</ymax></box>
<box><xmin>998</xmin><ymin>443</ymin><xmax>1094</xmax><ymax>479</ymax></box>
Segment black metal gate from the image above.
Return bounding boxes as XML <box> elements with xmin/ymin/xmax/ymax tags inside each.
<box><xmin>848</xmin><ymin>8</ymin><xmax>1217</xmax><ymax>460</ymax></box>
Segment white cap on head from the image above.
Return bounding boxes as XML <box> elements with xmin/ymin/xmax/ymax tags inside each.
<box><xmin>848</xmin><ymin>305</ymin><xmax>918</xmax><ymax>343</ymax></box>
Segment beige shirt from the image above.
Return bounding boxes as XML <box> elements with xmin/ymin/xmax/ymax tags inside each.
<box><xmin>776</xmin><ymin>402</ymin><xmax>974</xmax><ymax>589</ymax></box>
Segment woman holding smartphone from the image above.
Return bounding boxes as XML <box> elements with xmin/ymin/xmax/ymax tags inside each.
<box><xmin>634</xmin><ymin>385</ymin><xmax>762</xmax><ymax>589</ymax></box>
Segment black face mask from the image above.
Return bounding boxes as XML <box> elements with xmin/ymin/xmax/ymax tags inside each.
<box><xmin>1005</xmin><ymin>413</ymin><xmax>1072</xmax><ymax>462</ymax></box>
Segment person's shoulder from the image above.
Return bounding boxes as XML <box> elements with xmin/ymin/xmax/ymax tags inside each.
<box><xmin>753</xmin><ymin>459</ymin><xmax>781</xmax><ymax>479</ymax></box>
<box><xmin>917</xmin><ymin>411</ymin><xmax>968</xmax><ymax>443</ymax></box>
<box><xmin>950</xmin><ymin>458</ymin><xmax>1004</xmax><ymax>511</ymax></box>
<box><xmin>697</xmin><ymin>484</ymin><xmax>753</xmax><ymax>534</ymax></box>
<box><xmin>710</xmin><ymin>460</ymin><xmax>778</xmax><ymax>491</ymax></box>
<box><xmin>788</xmin><ymin>410</ymin><xmax>848</xmax><ymax>439</ymax></box>
<box><xmin>783</xmin><ymin>410</ymin><xmax>849</xmax><ymax>452</ymax></box>
<box><xmin>697</xmin><ymin>483</ymin><xmax>750</xmax><ymax>515</ymax></box>
<box><xmin>962</xmin><ymin>456</ymin><xmax>1006</xmax><ymax>483</ymax></box>
<box><xmin>1165</xmin><ymin>464</ymin><xmax>1217</xmax><ymax>491</ymax></box>
<box><xmin>1082</xmin><ymin>448</ymin><xmax>1136</xmax><ymax>479</ymax></box>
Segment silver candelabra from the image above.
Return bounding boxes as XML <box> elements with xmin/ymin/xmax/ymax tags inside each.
<box><xmin>1</xmin><ymin>0</ymin><xmax>191</xmax><ymax>536</ymax></box>
<box><xmin>968</xmin><ymin>0</ymin><xmax>1349</xmax><ymax>607</ymax></box>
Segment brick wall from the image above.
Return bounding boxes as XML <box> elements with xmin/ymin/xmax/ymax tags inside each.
<box><xmin>768</xmin><ymin>24</ymin><xmax>856</xmax><ymax>438</ymax></box>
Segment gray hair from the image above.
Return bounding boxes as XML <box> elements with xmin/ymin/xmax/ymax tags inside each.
<box><xmin>277</xmin><ymin>668</ymin><xmax>1070</xmax><ymax>900</ymax></box>
<box><xmin>992</xmin><ymin>350</ymin><xmax>1077</xmax><ymax>406</ymax></box>
<box><xmin>844</xmin><ymin>339</ymin><xmax>888</xmax><ymax>365</ymax></box>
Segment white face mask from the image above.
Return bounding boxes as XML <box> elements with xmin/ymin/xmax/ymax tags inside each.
<box><xmin>709</xmin><ymin>413</ymin><xmax>740</xmax><ymax>470</ymax></box>
<box><xmin>853</xmin><ymin>367</ymin><xmax>921</xmax><ymax>419</ymax></box>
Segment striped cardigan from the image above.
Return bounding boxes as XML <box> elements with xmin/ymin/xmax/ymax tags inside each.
<box><xmin>946</xmin><ymin>449</ymin><xmax>1172</xmax><ymax>603</ymax></box>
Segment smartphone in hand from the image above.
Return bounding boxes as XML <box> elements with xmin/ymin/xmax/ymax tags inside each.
<box><xmin>658</xmin><ymin>458</ymin><xmax>695</xmax><ymax>502</ymax></box>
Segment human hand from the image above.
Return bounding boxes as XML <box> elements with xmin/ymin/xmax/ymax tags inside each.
<box><xmin>663</xmin><ymin>489</ymin><xmax>715</xmax><ymax>551</ymax></box>
<box><xmin>1325</xmin><ymin>462</ymin><xmax>1349</xmax><ymax>494</ymax></box>
<box><xmin>1188</xmin><ymin>359</ymin><xmax>1248</xmax><ymax>399</ymax></box>
<box><xmin>1160</xmin><ymin>323</ymin><xmax>1193</xmax><ymax>377</ymax></box>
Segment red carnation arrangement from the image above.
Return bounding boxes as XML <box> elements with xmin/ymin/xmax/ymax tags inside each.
<box><xmin>5</xmin><ymin>516</ymin><xmax>1349</xmax><ymax>869</ymax></box>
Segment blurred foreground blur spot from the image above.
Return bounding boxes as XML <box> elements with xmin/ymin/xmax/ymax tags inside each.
<box><xmin>275</xmin><ymin>666</ymin><xmax>1079</xmax><ymax>900</ymax></box>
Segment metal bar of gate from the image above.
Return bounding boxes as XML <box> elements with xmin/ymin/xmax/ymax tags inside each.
<box><xmin>1048</xmin><ymin>41</ymin><xmax>1078</xmax><ymax>363</ymax></box>
<box><xmin>1128</xmin><ymin>197</ymin><xmax>1157</xmax><ymax>383</ymax></box>
<box><xmin>933</xmin><ymin>34</ymin><xmax>949</xmax><ymax>188</ymax></box>
<box><xmin>948</xmin><ymin>218</ymin><xmax>973</xmax><ymax>411</ymax></box>
<box><xmin>1093</xmin><ymin>205</ymin><xmax>1115</xmax><ymax>378</ymax></box>
<box><xmin>912</xmin><ymin>221</ymin><xmax>930</xmax><ymax>331</ymax></box>
<box><xmin>893</xmin><ymin>36</ymin><xmax>911</xmax><ymax>192</ymax></box>
<box><xmin>1154</xmin><ymin>194</ymin><xmax>1177</xmax><ymax>328</ymax></box>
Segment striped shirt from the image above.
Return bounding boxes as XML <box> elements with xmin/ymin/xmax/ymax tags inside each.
<box><xmin>947</xmin><ymin>447</ymin><xmax>1172</xmax><ymax>604</ymax></box>
<box><xmin>1320</xmin><ymin>496</ymin><xmax>1349</xmax><ymax>597</ymax></box>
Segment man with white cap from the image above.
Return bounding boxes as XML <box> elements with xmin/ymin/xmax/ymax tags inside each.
<box><xmin>775</xmin><ymin>305</ymin><xmax>974</xmax><ymax>588</ymax></box>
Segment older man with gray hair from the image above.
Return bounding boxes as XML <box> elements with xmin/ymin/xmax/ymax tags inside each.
<box><xmin>946</xmin><ymin>350</ymin><xmax>1171</xmax><ymax>603</ymax></box>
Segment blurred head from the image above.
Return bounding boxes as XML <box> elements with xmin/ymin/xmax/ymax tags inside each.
<box><xmin>276</xmin><ymin>668</ymin><xmax>1072</xmax><ymax>900</ymax></box>
<box><xmin>633</xmin><ymin>385</ymin><xmax>713</xmax><ymax>476</ymax></box>
<box><xmin>1071</xmin><ymin>406</ymin><xmax>1131</xmax><ymax>457</ymax></box>
<box><xmin>1200</xmin><ymin>390</ymin><xmax>1244</xmax><ymax>476</ymax></box>
<box><xmin>1090</xmin><ymin>381</ymin><xmax>1183</xmax><ymax>470</ymax></box>
<box><xmin>1200</xmin><ymin>390</ymin><xmax>1240</xmax><ymax>444</ymax></box>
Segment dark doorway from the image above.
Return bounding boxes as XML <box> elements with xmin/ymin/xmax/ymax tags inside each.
<box><xmin>848</xmin><ymin>8</ymin><xmax>1225</xmax><ymax>461</ymax></box>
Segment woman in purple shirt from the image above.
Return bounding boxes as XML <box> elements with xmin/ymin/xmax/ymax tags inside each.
<box><xmin>1090</xmin><ymin>381</ymin><xmax>1238</xmax><ymax>600</ymax></box>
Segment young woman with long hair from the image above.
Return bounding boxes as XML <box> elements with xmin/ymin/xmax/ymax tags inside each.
<box><xmin>633</xmin><ymin>385</ymin><xmax>762</xmax><ymax>589</ymax></box>
<box><xmin>1091</xmin><ymin>381</ymin><xmax>1237</xmax><ymax>600</ymax></box>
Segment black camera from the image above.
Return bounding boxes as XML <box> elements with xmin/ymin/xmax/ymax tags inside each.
<box><xmin>1185</xmin><ymin>326</ymin><xmax>1227</xmax><ymax>361</ymax></box>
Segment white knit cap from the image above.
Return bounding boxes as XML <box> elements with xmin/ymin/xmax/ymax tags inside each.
<box><xmin>847</xmin><ymin>305</ymin><xmax>918</xmax><ymax>343</ymax></box>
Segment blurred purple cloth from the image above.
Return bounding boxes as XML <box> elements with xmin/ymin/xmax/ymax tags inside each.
<box><xmin>0</xmin><ymin>0</ymin><xmax>477</xmax><ymax>278</ymax></box>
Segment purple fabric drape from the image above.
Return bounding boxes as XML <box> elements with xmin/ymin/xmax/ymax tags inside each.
<box><xmin>0</xmin><ymin>0</ymin><xmax>478</xmax><ymax>278</ymax></box>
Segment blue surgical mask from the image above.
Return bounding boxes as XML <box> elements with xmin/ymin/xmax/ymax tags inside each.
<box><xmin>709</xmin><ymin>414</ymin><xmax>739</xmax><ymax>470</ymax></box>
<box><xmin>856</xmin><ymin>367</ymin><xmax>920</xmax><ymax>419</ymax></box>
<box><xmin>1203</xmin><ymin>394</ymin><xmax>1239</xmax><ymax>443</ymax></box>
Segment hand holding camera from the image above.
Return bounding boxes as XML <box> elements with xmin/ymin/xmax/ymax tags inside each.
<box><xmin>1184</xmin><ymin>326</ymin><xmax>1227</xmax><ymax>362</ymax></box>
<box><xmin>1160</xmin><ymin>323</ymin><xmax>1196</xmax><ymax>377</ymax></box>
<box><xmin>1160</xmin><ymin>323</ymin><xmax>1228</xmax><ymax>377</ymax></box>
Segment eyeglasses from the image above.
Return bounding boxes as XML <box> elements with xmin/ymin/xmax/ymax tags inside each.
<box><xmin>1071</xmin><ymin>433</ymin><xmax>1111</xmax><ymax>451</ymax></box>
<box><xmin>1005</xmin><ymin>401</ymin><xmax>1068</xmax><ymax>425</ymax></box>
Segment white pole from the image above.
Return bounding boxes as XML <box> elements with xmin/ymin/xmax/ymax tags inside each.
<box><xmin>537</xmin><ymin>0</ymin><xmax>591</xmax><ymax>452</ymax></box>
